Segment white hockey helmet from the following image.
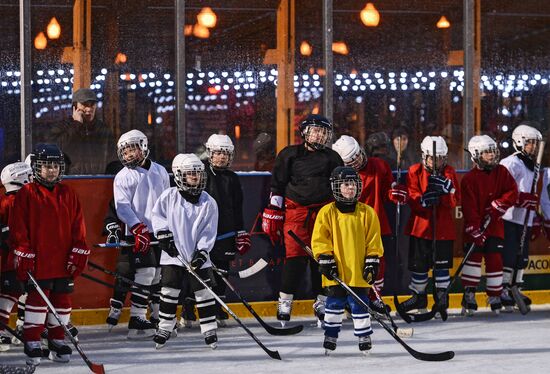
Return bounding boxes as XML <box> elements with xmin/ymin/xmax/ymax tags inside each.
<box><xmin>1</xmin><ymin>162</ymin><xmax>33</xmax><ymax>193</ymax></box>
<box><xmin>420</xmin><ymin>136</ymin><xmax>448</xmax><ymax>173</ymax></box>
<box><xmin>117</xmin><ymin>129</ymin><xmax>149</xmax><ymax>169</ymax></box>
<box><xmin>332</xmin><ymin>135</ymin><xmax>367</xmax><ymax>171</ymax></box>
<box><xmin>468</xmin><ymin>135</ymin><xmax>500</xmax><ymax>170</ymax></box>
<box><xmin>205</xmin><ymin>134</ymin><xmax>235</xmax><ymax>169</ymax></box>
<box><xmin>172</xmin><ymin>153</ymin><xmax>207</xmax><ymax>195</ymax></box>
<box><xmin>24</xmin><ymin>154</ymin><xmax>32</xmax><ymax>166</ymax></box>
<box><xmin>512</xmin><ymin>124</ymin><xmax>542</xmax><ymax>155</ymax></box>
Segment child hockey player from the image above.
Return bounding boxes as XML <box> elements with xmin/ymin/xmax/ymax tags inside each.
<box><xmin>398</xmin><ymin>136</ymin><xmax>460</xmax><ymax>319</ymax></box>
<box><xmin>460</xmin><ymin>135</ymin><xmax>518</xmax><ymax>316</ymax></box>
<box><xmin>0</xmin><ymin>162</ymin><xmax>33</xmax><ymax>351</ymax></box>
<box><xmin>332</xmin><ymin>135</ymin><xmax>407</xmax><ymax>314</ymax></box>
<box><xmin>499</xmin><ymin>123</ymin><xmax>543</xmax><ymax>311</ymax></box>
<box><xmin>151</xmin><ymin>153</ymin><xmax>219</xmax><ymax>349</ymax></box>
<box><xmin>203</xmin><ymin>134</ymin><xmax>250</xmax><ymax>325</ymax></box>
<box><xmin>262</xmin><ymin>114</ymin><xmax>342</xmax><ymax>325</ymax></box>
<box><xmin>10</xmin><ymin>144</ymin><xmax>89</xmax><ymax>365</ymax></box>
<box><xmin>311</xmin><ymin>166</ymin><xmax>383</xmax><ymax>354</ymax></box>
<box><xmin>113</xmin><ymin>129</ymin><xmax>170</xmax><ymax>338</ymax></box>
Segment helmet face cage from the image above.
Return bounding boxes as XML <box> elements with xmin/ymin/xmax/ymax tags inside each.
<box><xmin>206</xmin><ymin>146</ymin><xmax>234</xmax><ymax>169</ymax></box>
<box><xmin>422</xmin><ymin>153</ymin><xmax>447</xmax><ymax>173</ymax></box>
<box><xmin>331</xmin><ymin>176</ymin><xmax>362</xmax><ymax>204</ymax></box>
<box><xmin>117</xmin><ymin>140</ymin><xmax>149</xmax><ymax>169</ymax></box>
<box><xmin>514</xmin><ymin>136</ymin><xmax>541</xmax><ymax>156</ymax></box>
<box><xmin>345</xmin><ymin>148</ymin><xmax>367</xmax><ymax>171</ymax></box>
<box><xmin>472</xmin><ymin>145</ymin><xmax>500</xmax><ymax>170</ymax></box>
<box><xmin>174</xmin><ymin>168</ymin><xmax>207</xmax><ymax>195</ymax></box>
<box><xmin>33</xmin><ymin>160</ymin><xmax>65</xmax><ymax>187</ymax></box>
<box><xmin>302</xmin><ymin>124</ymin><xmax>333</xmax><ymax>150</ymax></box>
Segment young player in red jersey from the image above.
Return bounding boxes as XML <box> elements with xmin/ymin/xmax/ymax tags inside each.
<box><xmin>10</xmin><ymin>144</ymin><xmax>90</xmax><ymax>366</ymax></box>
<box><xmin>460</xmin><ymin>135</ymin><xmax>518</xmax><ymax>316</ymax></box>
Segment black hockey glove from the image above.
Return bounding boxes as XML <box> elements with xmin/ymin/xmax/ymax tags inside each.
<box><xmin>157</xmin><ymin>230</ymin><xmax>178</xmax><ymax>258</ymax></box>
<box><xmin>318</xmin><ymin>254</ymin><xmax>338</xmax><ymax>280</ymax></box>
<box><xmin>420</xmin><ymin>190</ymin><xmax>440</xmax><ymax>208</ymax></box>
<box><xmin>363</xmin><ymin>256</ymin><xmax>380</xmax><ymax>285</ymax></box>
<box><xmin>191</xmin><ymin>249</ymin><xmax>208</xmax><ymax>269</ymax></box>
<box><xmin>105</xmin><ymin>222</ymin><xmax>121</xmax><ymax>244</ymax></box>
<box><xmin>428</xmin><ymin>175</ymin><xmax>453</xmax><ymax>195</ymax></box>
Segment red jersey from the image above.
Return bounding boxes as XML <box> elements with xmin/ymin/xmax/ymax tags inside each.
<box><xmin>9</xmin><ymin>182</ymin><xmax>88</xmax><ymax>280</ymax></box>
<box><xmin>358</xmin><ymin>157</ymin><xmax>393</xmax><ymax>236</ymax></box>
<box><xmin>0</xmin><ymin>193</ymin><xmax>16</xmax><ymax>272</ymax></box>
<box><xmin>405</xmin><ymin>162</ymin><xmax>460</xmax><ymax>240</ymax></box>
<box><xmin>461</xmin><ymin>165</ymin><xmax>518</xmax><ymax>241</ymax></box>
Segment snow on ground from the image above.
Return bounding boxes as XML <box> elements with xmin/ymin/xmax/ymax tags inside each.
<box><xmin>2</xmin><ymin>306</ymin><xmax>550</xmax><ymax>373</ymax></box>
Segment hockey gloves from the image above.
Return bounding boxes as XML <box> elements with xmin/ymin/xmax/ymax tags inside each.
<box><xmin>420</xmin><ymin>190</ymin><xmax>440</xmax><ymax>208</ymax></box>
<box><xmin>158</xmin><ymin>230</ymin><xmax>178</xmax><ymax>257</ymax></box>
<box><xmin>517</xmin><ymin>192</ymin><xmax>538</xmax><ymax>210</ymax></box>
<box><xmin>428</xmin><ymin>175</ymin><xmax>454</xmax><ymax>194</ymax></box>
<box><xmin>318</xmin><ymin>254</ymin><xmax>338</xmax><ymax>280</ymax></box>
<box><xmin>530</xmin><ymin>214</ymin><xmax>542</xmax><ymax>241</ymax></box>
<box><xmin>363</xmin><ymin>256</ymin><xmax>380</xmax><ymax>285</ymax></box>
<box><xmin>67</xmin><ymin>247</ymin><xmax>91</xmax><ymax>278</ymax></box>
<box><xmin>262</xmin><ymin>206</ymin><xmax>284</xmax><ymax>246</ymax></box>
<box><xmin>130</xmin><ymin>223</ymin><xmax>151</xmax><ymax>254</ymax></box>
<box><xmin>14</xmin><ymin>247</ymin><xmax>35</xmax><ymax>281</ymax></box>
<box><xmin>105</xmin><ymin>222</ymin><xmax>121</xmax><ymax>244</ymax></box>
<box><xmin>465</xmin><ymin>225</ymin><xmax>487</xmax><ymax>247</ymax></box>
<box><xmin>236</xmin><ymin>230</ymin><xmax>251</xmax><ymax>255</ymax></box>
<box><xmin>388</xmin><ymin>182</ymin><xmax>408</xmax><ymax>204</ymax></box>
<box><xmin>485</xmin><ymin>199</ymin><xmax>509</xmax><ymax>221</ymax></box>
<box><xmin>191</xmin><ymin>249</ymin><xmax>208</xmax><ymax>270</ymax></box>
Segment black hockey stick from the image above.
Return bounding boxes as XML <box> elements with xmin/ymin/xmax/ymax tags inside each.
<box><xmin>26</xmin><ymin>273</ymin><xmax>105</xmax><ymax>374</ymax></box>
<box><xmin>289</xmin><ymin>230</ymin><xmax>454</xmax><ymax>362</ymax></box>
<box><xmin>176</xmin><ymin>257</ymin><xmax>281</xmax><ymax>360</ymax></box>
<box><xmin>211</xmin><ymin>265</ymin><xmax>303</xmax><ymax>336</ymax></box>
<box><xmin>370</xmin><ymin>284</ymin><xmax>413</xmax><ymax>338</ymax></box>
<box><xmin>512</xmin><ymin>140</ymin><xmax>546</xmax><ymax>315</ymax></box>
<box><xmin>87</xmin><ymin>261</ymin><xmax>148</xmax><ymax>290</ymax></box>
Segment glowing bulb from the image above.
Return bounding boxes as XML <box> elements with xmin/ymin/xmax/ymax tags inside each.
<box><xmin>197</xmin><ymin>7</ymin><xmax>217</xmax><ymax>28</ymax></box>
<box><xmin>34</xmin><ymin>32</ymin><xmax>47</xmax><ymax>50</ymax></box>
<box><xmin>193</xmin><ymin>24</ymin><xmax>210</xmax><ymax>39</ymax></box>
<box><xmin>300</xmin><ymin>41</ymin><xmax>312</xmax><ymax>56</ymax></box>
<box><xmin>437</xmin><ymin>16</ymin><xmax>451</xmax><ymax>29</ymax></box>
<box><xmin>332</xmin><ymin>41</ymin><xmax>349</xmax><ymax>55</ymax></box>
<box><xmin>47</xmin><ymin>17</ymin><xmax>61</xmax><ymax>39</ymax></box>
<box><xmin>360</xmin><ymin>3</ymin><xmax>380</xmax><ymax>27</ymax></box>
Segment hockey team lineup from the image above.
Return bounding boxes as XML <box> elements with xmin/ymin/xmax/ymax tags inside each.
<box><xmin>1</xmin><ymin>114</ymin><xmax>549</xmax><ymax>373</ymax></box>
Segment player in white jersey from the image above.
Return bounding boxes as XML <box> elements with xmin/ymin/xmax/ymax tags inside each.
<box><xmin>151</xmin><ymin>153</ymin><xmax>219</xmax><ymax>349</ymax></box>
<box><xmin>113</xmin><ymin>129</ymin><xmax>170</xmax><ymax>338</ymax></box>
<box><xmin>499</xmin><ymin>123</ymin><xmax>542</xmax><ymax>311</ymax></box>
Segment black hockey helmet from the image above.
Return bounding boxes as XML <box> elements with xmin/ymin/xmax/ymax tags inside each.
<box><xmin>30</xmin><ymin>143</ymin><xmax>65</xmax><ymax>187</ymax></box>
<box><xmin>299</xmin><ymin>114</ymin><xmax>333</xmax><ymax>150</ymax></box>
<box><xmin>365</xmin><ymin>131</ymin><xmax>390</xmax><ymax>156</ymax></box>
<box><xmin>330</xmin><ymin>166</ymin><xmax>362</xmax><ymax>204</ymax></box>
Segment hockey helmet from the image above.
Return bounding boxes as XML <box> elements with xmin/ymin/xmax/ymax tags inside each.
<box><xmin>172</xmin><ymin>153</ymin><xmax>207</xmax><ymax>195</ymax></box>
<box><xmin>420</xmin><ymin>136</ymin><xmax>448</xmax><ymax>173</ymax></box>
<box><xmin>332</xmin><ymin>135</ymin><xmax>367</xmax><ymax>171</ymax></box>
<box><xmin>205</xmin><ymin>134</ymin><xmax>235</xmax><ymax>169</ymax></box>
<box><xmin>1</xmin><ymin>162</ymin><xmax>33</xmax><ymax>193</ymax></box>
<box><xmin>365</xmin><ymin>132</ymin><xmax>390</xmax><ymax>156</ymax></box>
<box><xmin>299</xmin><ymin>114</ymin><xmax>333</xmax><ymax>150</ymax></box>
<box><xmin>511</xmin><ymin>123</ymin><xmax>542</xmax><ymax>156</ymax></box>
<box><xmin>30</xmin><ymin>143</ymin><xmax>65</xmax><ymax>187</ymax></box>
<box><xmin>467</xmin><ymin>135</ymin><xmax>500</xmax><ymax>170</ymax></box>
<box><xmin>330</xmin><ymin>166</ymin><xmax>362</xmax><ymax>204</ymax></box>
<box><xmin>117</xmin><ymin>129</ymin><xmax>149</xmax><ymax>169</ymax></box>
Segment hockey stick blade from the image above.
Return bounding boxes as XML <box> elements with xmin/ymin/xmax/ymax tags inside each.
<box><xmin>212</xmin><ymin>265</ymin><xmax>303</xmax><ymax>336</ymax></box>
<box><xmin>510</xmin><ymin>285</ymin><xmax>530</xmax><ymax>315</ymax></box>
<box><xmin>396</xmin><ymin>327</ymin><xmax>414</xmax><ymax>338</ymax></box>
<box><xmin>289</xmin><ymin>231</ymin><xmax>454</xmax><ymax>361</ymax></box>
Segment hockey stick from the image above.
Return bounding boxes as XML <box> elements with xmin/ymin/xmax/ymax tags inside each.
<box><xmin>94</xmin><ymin>231</ymin><xmax>237</xmax><ymax>249</ymax></box>
<box><xmin>176</xmin><ymin>257</ymin><xmax>281</xmax><ymax>360</ymax></box>
<box><xmin>0</xmin><ymin>320</ymin><xmax>50</xmax><ymax>358</ymax></box>
<box><xmin>370</xmin><ymin>285</ymin><xmax>413</xmax><ymax>338</ymax></box>
<box><xmin>211</xmin><ymin>264</ymin><xmax>303</xmax><ymax>336</ymax></box>
<box><xmin>26</xmin><ymin>273</ymin><xmax>105</xmax><ymax>374</ymax></box>
<box><xmin>512</xmin><ymin>140</ymin><xmax>546</xmax><ymax>315</ymax></box>
<box><xmin>87</xmin><ymin>261</ymin><xmax>148</xmax><ymax>290</ymax></box>
<box><xmin>288</xmin><ymin>230</ymin><xmax>454</xmax><ymax>361</ymax></box>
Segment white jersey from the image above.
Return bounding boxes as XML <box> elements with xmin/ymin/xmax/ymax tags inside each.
<box><xmin>500</xmin><ymin>153</ymin><xmax>534</xmax><ymax>226</ymax></box>
<box><xmin>151</xmin><ymin>187</ymin><xmax>218</xmax><ymax>268</ymax></box>
<box><xmin>540</xmin><ymin>168</ymin><xmax>550</xmax><ymax>220</ymax></box>
<box><xmin>114</xmin><ymin>161</ymin><xmax>170</xmax><ymax>234</ymax></box>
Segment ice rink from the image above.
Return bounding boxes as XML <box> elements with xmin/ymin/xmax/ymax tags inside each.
<box><xmin>1</xmin><ymin>305</ymin><xmax>550</xmax><ymax>374</ymax></box>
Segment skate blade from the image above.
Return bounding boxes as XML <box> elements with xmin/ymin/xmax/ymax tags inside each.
<box><xmin>48</xmin><ymin>352</ymin><xmax>70</xmax><ymax>363</ymax></box>
<box><xmin>155</xmin><ymin>343</ymin><xmax>166</xmax><ymax>350</ymax></box>
<box><xmin>501</xmin><ymin>306</ymin><xmax>514</xmax><ymax>313</ymax></box>
<box><xmin>170</xmin><ymin>329</ymin><xmax>178</xmax><ymax>338</ymax></box>
<box><xmin>26</xmin><ymin>357</ymin><xmax>41</xmax><ymax>366</ymax></box>
<box><xmin>324</xmin><ymin>349</ymin><xmax>332</xmax><ymax>356</ymax></box>
<box><xmin>183</xmin><ymin>320</ymin><xmax>193</xmax><ymax>329</ymax></box>
<box><xmin>127</xmin><ymin>329</ymin><xmax>156</xmax><ymax>340</ymax></box>
<box><xmin>361</xmin><ymin>350</ymin><xmax>371</xmax><ymax>356</ymax></box>
<box><xmin>108</xmin><ymin>324</ymin><xmax>115</xmax><ymax>332</ymax></box>
<box><xmin>11</xmin><ymin>337</ymin><xmax>22</xmax><ymax>346</ymax></box>
<box><xmin>209</xmin><ymin>342</ymin><xmax>218</xmax><ymax>350</ymax></box>
<box><xmin>396</xmin><ymin>328</ymin><xmax>414</xmax><ymax>338</ymax></box>
<box><xmin>461</xmin><ymin>307</ymin><xmax>475</xmax><ymax>317</ymax></box>
<box><xmin>217</xmin><ymin>319</ymin><xmax>227</xmax><ymax>328</ymax></box>
<box><xmin>492</xmin><ymin>309</ymin><xmax>500</xmax><ymax>316</ymax></box>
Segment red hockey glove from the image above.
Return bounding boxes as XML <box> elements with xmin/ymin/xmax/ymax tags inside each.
<box><xmin>517</xmin><ymin>192</ymin><xmax>538</xmax><ymax>210</ymax></box>
<box><xmin>388</xmin><ymin>182</ymin><xmax>408</xmax><ymax>204</ymax></box>
<box><xmin>543</xmin><ymin>220</ymin><xmax>550</xmax><ymax>240</ymax></box>
<box><xmin>236</xmin><ymin>230</ymin><xmax>251</xmax><ymax>255</ymax></box>
<box><xmin>130</xmin><ymin>223</ymin><xmax>151</xmax><ymax>254</ymax></box>
<box><xmin>67</xmin><ymin>247</ymin><xmax>91</xmax><ymax>278</ymax></box>
<box><xmin>465</xmin><ymin>225</ymin><xmax>487</xmax><ymax>247</ymax></box>
<box><xmin>363</xmin><ymin>256</ymin><xmax>380</xmax><ymax>285</ymax></box>
<box><xmin>485</xmin><ymin>199</ymin><xmax>509</xmax><ymax>221</ymax></box>
<box><xmin>14</xmin><ymin>248</ymin><xmax>35</xmax><ymax>281</ymax></box>
<box><xmin>262</xmin><ymin>207</ymin><xmax>284</xmax><ymax>245</ymax></box>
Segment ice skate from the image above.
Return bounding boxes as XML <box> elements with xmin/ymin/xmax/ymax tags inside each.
<box><xmin>0</xmin><ymin>332</ymin><xmax>12</xmax><ymax>352</ymax></box>
<box><xmin>11</xmin><ymin>322</ymin><xmax>23</xmax><ymax>346</ymax></box>
<box><xmin>106</xmin><ymin>299</ymin><xmax>123</xmax><ymax>331</ymax></box>
<box><xmin>204</xmin><ymin>330</ymin><xmax>218</xmax><ymax>349</ymax></box>
<box><xmin>47</xmin><ymin>339</ymin><xmax>72</xmax><ymax>363</ymax></box>
<box><xmin>501</xmin><ymin>286</ymin><xmax>515</xmax><ymax>313</ymax></box>
<box><xmin>488</xmin><ymin>296</ymin><xmax>502</xmax><ymax>315</ymax></box>
<box><xmin>358</xmin><ymin>335</ymin><xmax>372</xmax><ymax>355</ymax></box>
<box><xmin>24</xmin><ymin>341</ymin><xmax>43</xmax><ymax>366</ymax></box>
<box><xmin>127</xmin><ymin>316</ymin><xmax>156</xmax><ymax>339</ymax></box>
<box><xmin>153</xmin><ymin>328</ymin><xmax>171</xmax><ymax>349</ymax></box>
<box><xmin>398</xmin><ymin>292</ymin><xmax>428</xmax><ymax>314</ymax></box>
<box><xmin>276</xmin><ymin>298</ymin><xmax>292</xmax><ymax>327</ymax></box>
<box><xmin>323</xmin><ymin>336</ymin><xmax>337</xmax><ymax>355</ymax></box>
<box><xmin>461</xmin><ymin>288</ymin><xmax>478</xmax><ymax>317</ymax></box>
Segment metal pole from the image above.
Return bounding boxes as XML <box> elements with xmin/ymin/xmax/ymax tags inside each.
<box><xmin>175</xmin><ymin>0</ymin><xmax>186</xmax><ymax>152</ymax></box>
<box><xmin>19</xmin><ymin>0</ymin><xmax>32</xmax><ymax>160</ymax></box>
<box><xmin>322</xmin><ymin>0</ymin><xmax>333</xmax><ymax>120</ymax></box>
